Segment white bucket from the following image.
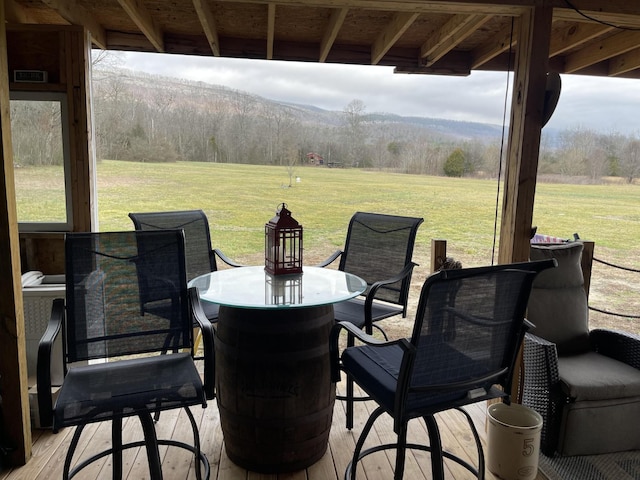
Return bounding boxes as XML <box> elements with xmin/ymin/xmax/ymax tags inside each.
<box><xmin>486</xmin><ymin>403</ymin><xmax>543</xmax><ymax>480</ymax></box>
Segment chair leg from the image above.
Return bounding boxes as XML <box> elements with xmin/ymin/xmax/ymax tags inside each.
<box><xmin>424</xmin><ymin>415</ymin><xmax>445</xmax><ymax>480</ymax></box>
<box><xmin>394</xmin><ymin>424</ymin><xmax>409</xmax><ymax>480</ymax></box>
<box><xmin>345</xmin><ymin>332</ymin><xmax>356</xmax><ymax>430</ymax></box>
<box><xmin>184</xmin><ymin>406</ymin><xmax>204</xmax><ymax>480</ymax></box>
<box><xmin>112</xmin><ymin>415</ymin><xmax>124</xmax><ymax>480</ymax></box>
<box><xmin>138</xmin><ymin>411</ymin><xmax>163</xmax><ymax>480</ymax></box>
<box><xmin>456</xmin><ymin>407</ymin><xmax>485</xmax><ymax>480</ymax></box>
<box><xmin>346</xmin><ymin>406</ymin><xmax>385</xmax><ymax>480</ymax></box>
<box><xmin>63</xmin><ymin>423</ymin><xmax>87</xmax><ymax>480</ymax></box>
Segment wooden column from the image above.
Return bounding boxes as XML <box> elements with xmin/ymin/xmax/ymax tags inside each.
<box><xmin>67</xmin><ymin>28</ymin><xmax>97</xmax><ymax>233</ymax></box>
<box><xmin>0</xmin><ymin>4</ymin><xmax>32</xmax><ymax>465</ymax></box>
<box><xmin>498</xmin><ymin>6</ymin><xmax>552</xmax><ymax>404</ymax></box>
<box><xmin>498</xmin><ymin>6</ymin><xmax>553</xmax><ymax>264</ymax></box>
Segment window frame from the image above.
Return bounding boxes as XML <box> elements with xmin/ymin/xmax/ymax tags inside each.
<box><xmin>10</xmin><ymin>90</ymin><xmax>73</xmax><ymax>232</ymax></box>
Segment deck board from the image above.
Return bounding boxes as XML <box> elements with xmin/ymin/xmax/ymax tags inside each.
<box><xmin>0</xmin><ymin>381</ymin><xmax>546</xmax><ymax>480</ymax></box>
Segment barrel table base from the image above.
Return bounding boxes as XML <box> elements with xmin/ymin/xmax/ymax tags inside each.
<box><xmin>215</xmin><ymin>304</ymin><xmax>336</xmax><ymax>473</ymax></box>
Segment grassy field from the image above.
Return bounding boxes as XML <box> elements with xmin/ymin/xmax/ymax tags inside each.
<box><xmin>15</xmin><ymin>160</ymin><xmax>640</xmax><ymax>333</ymax></box>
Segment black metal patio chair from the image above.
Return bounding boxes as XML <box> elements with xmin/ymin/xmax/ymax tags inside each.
<box><xmin>36</xmin><ymin>230</ymin><xmax>215</xmax><ymax>480</ymax></box>
<box><xmin>129</xmin><ymin>209</ymin><xmax>242</xmax><ymax>322</ymax></box>
<box><xmin>319</xmin><ymin>211</ymin><xmax>423</xmax><ymax>428</ymax></box>
<box><xmin>330</xmin><ymin>259</ymin><xmax>555</xmax><ymax>480</ymax></box>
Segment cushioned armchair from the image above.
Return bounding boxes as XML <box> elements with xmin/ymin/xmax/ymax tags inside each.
<box><xmin>523</xmin><ymin>242</ymin><xmax>640</xmax><ymax>456</ymax></box>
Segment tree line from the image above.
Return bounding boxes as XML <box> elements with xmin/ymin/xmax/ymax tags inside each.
<box><xmin>9</xmin><ymin>55</ymin><xmax>640</xmax><ymax>184</ymax></box>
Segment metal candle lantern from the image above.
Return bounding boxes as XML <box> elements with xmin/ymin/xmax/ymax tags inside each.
<box><xmin>265</xmin><ymin>203</ymin><xmax>303</xmax><ymax>275</ymax></box>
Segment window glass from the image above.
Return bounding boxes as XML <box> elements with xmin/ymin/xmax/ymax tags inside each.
<box><xmin>10</xmin><ymin>92</ymin><xmax>71</xmax><ymax>230</ymax></box>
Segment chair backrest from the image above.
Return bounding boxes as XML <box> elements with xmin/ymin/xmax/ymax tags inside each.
<box><xmin>339</xmin><ymin>212</ymin><xmax>423</xmax><ymax>307</ymax></box>
<box><xmin>64</xmin><ymin>230</ymin><xmax>191</xmax><ymax>363</ymax></box>
<box><xmin>528</xmin><ymin>242</ymin><xmax>590</xmax><ymax>355</ymax></box>
<box><xmin>404</xmin><ymin>260</ymin><xmax>554</xmax><ymax>409</ymax></box>
<box><xmin>129</xmin><ymin>210</ymin><xmax>216</xmax><ymax>281</ymax></box>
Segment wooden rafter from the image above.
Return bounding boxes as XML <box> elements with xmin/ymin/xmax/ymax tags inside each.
<box><xmin>320</xmin><ymin>8</ymin><xmax>348</xmax><ymax>62</ymax></box>
<box><xmin>117</xmin><ymin>0</ymin><xmax>164</xmax><ymax>52</ymax></box>
<box><xmin>371</xmin><ymin>11</ymin><xmax>419</xmax><ymax>65</ymax></box>
<box><xmin>193</xmin><ymin>0</ymin><xmax>221</xmax><ymax>56</ymax></box>
<box><xmin>609</xmin><ymin>47</ymin><xmax>640</xmax><ymax>76</ymax></box>
<box><xmin>420</xmin><ymin>14</ymin><xmax>492</xmax><ymax>67</ymax></box>
<box><xmin>564</xmin><ymin>29</ymin><xmax>640</xmax><ymax>73</ymax></box>
<box><xmin>4</xmin><ymin>0</ymin><xmax>39</xmax><ymax>24</ymax></box>
<box><xmin>470</xmin><ymin>19</ymin><xmax>517</xmax><ymax>69</ymax></box>
<box><xmin>549</xmin><ymin>22</ymin><xmax>614</xmax><ymax>57</ymax></box>
<box><xmin>267</xmin><ymin>3</ymin><xmax>276</xmax><ymax>60</ymax></box>
<box><xmin>39</xmin><ymin>0</ymin><xmax>108</xmax><ymax>49</ymax></box>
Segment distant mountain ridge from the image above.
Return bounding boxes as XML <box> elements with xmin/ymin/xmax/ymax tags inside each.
<box><xmin>101</xmin><ymin>67</ymin><xmax>506</xmax><ymax>142</ymax></box>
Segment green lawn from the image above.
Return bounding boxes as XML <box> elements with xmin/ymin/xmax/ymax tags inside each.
<box><xmin>15</xmin><ymin>160</ymin><xmax>640</xmax><ymax>332</ymax></box>
<box><xmin>91</xmin><ymin>160</ymin><xmax>639</xmax><ymax>268</ymax></box>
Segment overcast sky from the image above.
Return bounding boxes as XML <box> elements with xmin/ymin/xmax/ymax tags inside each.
<box><xmin>120</xmin><ymin>51</ymin><xmax>640</xmax><ymax>135</ymax></box>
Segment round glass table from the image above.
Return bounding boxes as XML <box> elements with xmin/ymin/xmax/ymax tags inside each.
<box><xmin>189</xmin><ymin>266</ymin><xmax>366</xmax><ymax>473</ymax></box>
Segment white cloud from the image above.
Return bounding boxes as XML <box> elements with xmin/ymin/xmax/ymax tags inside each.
<box><xmin>119</xmin><ymin>51</ymin><xmax>640</xmax><ymax>135</ymax></box>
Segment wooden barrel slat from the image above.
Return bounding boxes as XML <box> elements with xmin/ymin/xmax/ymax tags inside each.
<box><xmin>215</xmin><ymin>304</ymin><xmax>335</xmax><ymax>473</ymax></box>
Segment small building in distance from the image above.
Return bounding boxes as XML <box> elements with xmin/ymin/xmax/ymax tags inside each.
<box><xmin>306</xmin><ymin>152</ymin><xmax>324</xmax><ymax>166</ymax></box>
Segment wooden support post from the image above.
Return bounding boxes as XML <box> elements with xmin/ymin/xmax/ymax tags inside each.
<box><xmin>498</xmin><ymin>6</ymin><xmax>552</xmax><ymax>403</ymax></box>
<box><xmin>498</xmin><ymin>6</ymin><xmax>553</xmax><ymax>265</ymax></box>
<box><xmin>0</xmin><ymin>5</ymin><xmax>32</xmax><ymax>465</ymax></box>
<box><xmin>430</xmin><ymin>239</ymin><xmax>447</xmax><ymax>273</ymax></box>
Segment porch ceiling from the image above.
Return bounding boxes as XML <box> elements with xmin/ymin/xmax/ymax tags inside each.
<box><xmin>5</xmin><ymin>0</ymin><xmax>640</xmax><ymax>78</ymax></box>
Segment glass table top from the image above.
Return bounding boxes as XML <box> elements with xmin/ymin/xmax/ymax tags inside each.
<box><xmin>189</xmin><ymin>266</ymin><xmax>367</xmax><ymax>309</ymax></box>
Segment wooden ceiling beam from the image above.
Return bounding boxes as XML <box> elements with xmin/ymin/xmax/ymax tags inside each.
<box><xmin>4</xmin><ymin>0</ymin><xmax>40</xmax><ymax>23</ymax></box>
<box><xmin>470</xmin><ymin>20</ymin><xmax>517</xmax><ymax>70</ymax></box>
<box><xmin>320</xmin><ymin>8</ymin><xmax>348</xmax><ymax>62</ymax></box>
<box><xmin>211</xmin><ymin>0</ymin><xmax>526</xmax><ymax>16</ymax></box>
<box><xmin>40</xmin><ymin>0</ymin><xmax>108</xmax><ymax>49</ymax></box>
<box><xmin>371</xmin><ymin>11</ymin><xmax>419</xmax><ymax>65</ymax></box>
<box><xmin>549</xmin><ymin>22</ymin><xmax>613</xmax><ymax>57</ymax></box>
<box><xmin>117</xmin><ymin>0</ymin><xmax>165</xmax><ymax>52</ymax></box>
<box><xmin>192</xmin><ymin>0</ymin><xmax>221</xmax><ymax>56</ymax></box>
<box><xmin>554</xmin><ymin>1</ymin><xmax>640</xmax><ymax>28</ymax></box>
<box><xmin>609</xmin><ymin>47</ymin><xmax>640</xmax><ymax>76</ymax></box>
<box><xmin>564</xmin><ymin>30</ymin><xmax>640</xmax><ymax>73</ymax></box>
<box><xmin>267</xmin><ymin>3</ymin><xmax>276</xmax><ymax>59</ymax></box>
<box><xmin>421</xmin><ymin>14</ymin><xmax>492</xmax><ymax>67</ymax></box>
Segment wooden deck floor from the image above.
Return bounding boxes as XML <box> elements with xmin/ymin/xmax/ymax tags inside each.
<box><xmin>0</xmin><ymin>380</ymin><xmax>547</xmax><ymax>480</ymax></box>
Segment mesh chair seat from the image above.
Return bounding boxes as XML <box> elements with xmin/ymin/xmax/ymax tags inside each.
<box><xmin>342</xmin><ymin>342</ymin><xmax>501</xmax><ymax>417</ymax></box>
<box><xmin>54</xmin><ymin>353</ymin><xmax>205</xmax><ymax>429</ymax></box>
<box><xmin>332</xmin><ymin>298</ymin><xmax>403</xmax><ymax>329</ymax></box>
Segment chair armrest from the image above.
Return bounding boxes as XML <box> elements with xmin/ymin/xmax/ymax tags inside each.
<box><xmin>37</xmin><ymin>298</ymin><xmax>64</xmax><ymax>429</ymax></box>
<box><xmin>363</xmin><ymin>262</ymin><xmax>417</xmax><ymax>324</ymax></box>
<box><xmin>591</xmin><ymin>329</ymin><xmax>640</xmax><ymax>370</ymax></box>
<box><xmin>315</xmin><ymin>250</ymin><xmax>342</xmax><ymax>267</ymax></box>
<box><xmin>522</xmin><ymin>332</ymin><xmax>563</xmax><ymax>456</ymax></box>
<box><xmin>213</xmin><ymin>248</ymin><xmax>246</xmax><ymax>268</ymax></box>
<box><xmin>189</xmin><ymin>287</ymin><xmax>216</xmax><ymax>399</ymax></box>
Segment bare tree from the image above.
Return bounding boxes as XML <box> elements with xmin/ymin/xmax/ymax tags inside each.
<box><xmin>621</xmin><ymin>137</ymin><xmax>640</xmax><ymax>183</ymax></box>
<box><xmin>342</xmin><ymin>99</ymin><xmax>366</xmax><ymax>167</ymax></box>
